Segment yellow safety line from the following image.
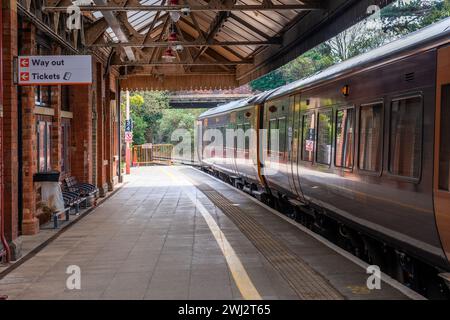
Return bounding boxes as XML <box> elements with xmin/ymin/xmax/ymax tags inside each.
<box><xmin>160</xmin><ymin>167</ymin><xmax>262</xmax><ymax>300</ymax></box>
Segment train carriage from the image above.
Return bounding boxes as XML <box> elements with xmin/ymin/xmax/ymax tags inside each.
<box><xmin>198</xmin><ymin>17</ymin><xmax>450</xmax><ymax>296</ymax></box>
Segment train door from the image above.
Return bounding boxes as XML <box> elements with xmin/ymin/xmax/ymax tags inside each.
<box><xmin>434</xmin><ymin>44</ymin><xmax>450</xmax><ymax>265</ymax></box>
<box><xmin>287</xmin><ymin>94</ymin><xmax>302</xmax><ymax>199</ymax></box>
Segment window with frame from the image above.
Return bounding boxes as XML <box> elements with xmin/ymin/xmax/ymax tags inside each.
<box><xmin>301</xmin><ymin>113</ymin><xmax>315</xmax><ymax>162</ymax></box>
<box><xmin>439</xmin><ymin>84</ymin><xmax>450</xmax><ymax>191</ymax></box>
<box><xmin>61</xmin><ymin>120</ymin><xmax>71</xmax><ymax>173</ymax></box>
<box><xmin>389</xmin><ymin>96</ymin><xmax>423</xmax><ymax>178</ymax></box>
<box><xmin>61</xmin><ymin>86</ymin><xmax>71</xmax><ymax>112</ymax></box>
<box><xmin>359</xmin><ymin>103</ymin><xmax>383</xmax><ymax>172</ymax></box>
<box><xmin>278</xmin><ymin>117</ymin><xmax>287</xmax><ymax>156</ymax></box>
<box><xmin>35</xmin><ymin>44</ymin><xmax>52</xmax><ymax>108</ymax></box>
<box><xmin>37</xmin><ymin>120</ymin><xmax>52</xmax><ymax>172</ymax></box>
<box><xmin>316</xmin><ymin>110</ymin><xmax>332</xmax><ymax>165</ymax></box>
<box><xmin>335</xmin><ymin>108</ymin><xmax>354</xmax><ymax>168</ymax></box>
<box><xmin>268</xmin><ymin>119</ymin><xmax>278</xmax><ymax>155</ymax></box>
<box><xmin>243</xmin><ymin>123</ymin><xmax>250</xmax><ymax>159</ymax></box>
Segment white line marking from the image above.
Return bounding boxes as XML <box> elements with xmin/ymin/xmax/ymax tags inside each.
<box><xmin>161</xmin><ymin>167</ymin><xmax>262</xmax><ymax>300</ymax></box>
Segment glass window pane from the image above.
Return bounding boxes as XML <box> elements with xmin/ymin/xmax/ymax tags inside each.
<box><xmin>336</xmin><ymin>109</ymin><xmax>354</xmax><ymax>168</ymax></box>
<box><xmin>317</xmin><ymin>111</ymin><xmax>332</xmax><ymax>165</ymax></box>
<box><xmin>278</xmin><ymin>118</ymin><xmax>287</xmax><ymax>154</ymax></box>
<box><xmin>302</xmin><ymin>113</ymin><xmax>315</xmax><ymax>162</ymax></box>
<box><xmin>46</xmin><ymin>122</ymin><xmax>52</xmax><ymax>171</ymax></box>
<box><xmin>439</xmin><ymin>84</ymin><xmax>450</xmax><ymax>191</ymax></box>
<box><xmin>268</xmin><ymin>119</ymin><xmax>278</xmax><ymax>154</ymax></box>
<box><xmin>359</xmin><ymin>104</ymin><xmax>383</xmax><ymax>171</ymax></box>
<box><xmin>37</xmin><ymin>122</ymin><xmax>46</xmax><ymax>172</ymax></box>
<box><xmin>389</xmin><ymin>96</ymin><xmax>422</xmax><ymax>178</ymax></box>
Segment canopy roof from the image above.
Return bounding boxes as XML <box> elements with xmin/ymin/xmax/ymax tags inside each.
<box><xmin>42</xmin><ymin>0</ymin><xmax>394</xmax><ymax>90</ymax></box>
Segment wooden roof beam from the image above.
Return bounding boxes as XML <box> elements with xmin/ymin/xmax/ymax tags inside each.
<box><xmin>87</xmin><ymin>39</ymin><xmax>282</xmax><ymax>47</ymax></box>
<box><xmin>44</xmin><ymin>2</ymin><xmax>324</xmax><ymax>12</ymax></box>
<box><xmin>112</xmin><ymin>60</ymin><xmax>253</xmax><ymax>66</ymax></box>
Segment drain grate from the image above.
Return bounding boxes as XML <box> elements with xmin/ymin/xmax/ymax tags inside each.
<box><xmin>197</xmin><ymin>184</ymin><xmax>344</xmax><ymax>300</ymax></box>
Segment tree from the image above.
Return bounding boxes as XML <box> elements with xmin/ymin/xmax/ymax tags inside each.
<box><xmin>280</xmin><ymin>45</ymin><xmax>334</xmax><ymax>83</ymax></box>
<box><xmin>120</xmin><ymin>91</ymin><xmax>170</xmax><ymax>144</ymax></box>
<box><xmin>250</xmin><ymin>70</ymin><xmax>286</xmax><ymax>91</ymax></box>
<box><xmin>155</xmin><ymin>108</ymin><xmax>206</xmax><ymax>144</ymax></box>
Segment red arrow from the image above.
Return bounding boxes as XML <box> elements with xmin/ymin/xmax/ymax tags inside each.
<box><xmin>20</xmin><ymin>72</ymin><xmax>29</xmax><ymax>81</ymax></box>
<box><xmin>20</xmin><ymin>58</ymin><xmax>29</xmax><ymax>68</ymax></box>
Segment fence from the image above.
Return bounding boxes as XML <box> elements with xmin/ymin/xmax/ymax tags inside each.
<box><xmin>132</xmin><ymin>144</ymin><xmax>173</xmax><ymax>166</ymax></box>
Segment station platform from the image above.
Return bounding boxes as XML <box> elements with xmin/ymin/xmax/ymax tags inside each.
<box><xmin>0</xmin><ymin>166</ymin><xmax>419</xmax><ymax>300</ymax></box>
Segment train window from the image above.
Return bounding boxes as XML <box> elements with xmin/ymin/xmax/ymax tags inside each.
<box><xmin>439</xmin><ymin>84</ymin><xmax>450</xmax><ymax>191</ymax></box>
<box><xmin>316</xmin><ymin>111</ymin><xmax>332</xmax><ymax>165</ymax></box>
<box><xmin>335</xmin><ymin>108</ymin><xmax>354</xmax><ymax>168</ymax></box>
<box><xmin>220</xmin><ymin>127</ymin><xmax>226</xmax><ymax>154</ymax></box>
<box><xmin>278</xmin><ymin>118</ymin><xmax>287</xmax><ymax>155</ymax></box>
<box><xmin>359</xmin><ymin>103</ymin><xmax>383</xmax><ymax>172</ymax></box>
<box><xmin>268</xmin><ymin>119</ymin><xmax>278</xmax><ymax>154</ymax></box>
<box><xmin>243</xmin><ymin>123</ymin><xmax>250</xmax><ymax>158</ymax></box>
<box><xmin>237</xmin><ymin>124</ymin><xmax>244</xmax><ymax>152</ymax></box>
<box><xmin>389</xmin><ymin>96</ymin><xmax>423</xmax><ymax>178</ymax></box>
<box><xmin>301</xmin><ymin>113</ymin><xmax>315</xmax><ymax>162</ymax></box>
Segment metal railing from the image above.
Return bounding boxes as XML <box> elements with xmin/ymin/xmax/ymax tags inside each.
<box><xmin>132</xmin><ymin>144</ymin><xmax>173</xmax><ymax>166</ymax></box>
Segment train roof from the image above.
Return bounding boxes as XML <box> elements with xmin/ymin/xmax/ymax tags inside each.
<box><xmin>199</xmin><ymin>17</ymin><xmax>450</xmax><ymax>119</ymax></box>
<box><xmin>198</xmin><ymin>88</ymin><xmax>280</xmax><ymax>119</ymax></box>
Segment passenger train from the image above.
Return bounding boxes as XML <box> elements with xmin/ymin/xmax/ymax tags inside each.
<box><xmin>196</xmin><ymin>17</ymin><xmax>450</xmax><ymax>298</ymax></box>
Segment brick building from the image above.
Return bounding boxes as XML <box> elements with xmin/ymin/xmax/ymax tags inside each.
<box><xmin>1</xmin><ymin>0</ymin><xmax>121</xmax><ymax>260</ymax></box>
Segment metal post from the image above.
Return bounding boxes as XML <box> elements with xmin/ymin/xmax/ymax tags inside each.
<box><xmin>125</xmin><ymin>90</ymin><xmax>131</xmax><ymax>175</ymax></box>
<box><xmin>117</xmin><ymin>80</ymin><xmax>122</xmax><ymax>183</ymax></box>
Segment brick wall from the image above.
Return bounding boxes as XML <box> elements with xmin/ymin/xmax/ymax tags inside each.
<box><xmin>95</xmin><ymin>62</ymin><xmax>107</xmax><ymax>196</ymax></box>
<box><xmin>2</xmin><ymin>0</ymin><xmax>19</xmax><ymax>242</ymax></box>
<box><xmin>50</xmin><ymin>46</ymin><xmax>62</xmax><ymax>173</ymax></box>
<box><xmin>1</xmin><ymin>1</ymin><xmax>120</xmax><ymax>245</ymax></box>
<box><xmin>20</xmin><ymin>21</ymin><xmax>39</xmax><ymax>235</ymax></box>
<box><xmin>70</xmin><ymin>85</ymin><xmax>93</xmax><ymax>184</ymax></box>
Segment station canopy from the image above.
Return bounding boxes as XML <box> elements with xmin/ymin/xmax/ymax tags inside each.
<box><xmin>46</xmin><ymin>0</ymin><xmax>392</xmax><ymax>90</ymax></box>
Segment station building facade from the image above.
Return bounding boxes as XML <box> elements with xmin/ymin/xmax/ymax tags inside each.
<box><xmin>1</xmin><ymin>0</ymin><xmax>121</xmax><ymax>260</ymax></box>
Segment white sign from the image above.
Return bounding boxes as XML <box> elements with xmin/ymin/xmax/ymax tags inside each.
<box><xmin>125</xmin><ymin>132</ymin><xmax>133</xmax><ymax>143</ymax></box>
<box><xmin>17</xmin><ymin>55</ymin><xmax>92</xmax><ymax>85</ymax></box>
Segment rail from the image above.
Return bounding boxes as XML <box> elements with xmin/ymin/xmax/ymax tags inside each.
<box><xmin>132</xmin><ymin>144</ymin><xmax>173</xmax><ymax>166</ymax></box>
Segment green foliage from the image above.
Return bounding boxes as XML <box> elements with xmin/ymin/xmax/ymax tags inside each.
<box><xmin>130</xmin><ymin>114</ymin><xmax>147</xmax><ymax>145</ymax></box>
<box><xmin>120</xmin><ymin>90</ymin><xmax>207</xmax><ymax>147</ymax></box>
<box><xmin>155</xmin><ymin>109</ymin><xmax>206</xmax><ymax>144</ymax></box>
<box><xmin>120</xmin><ymin>91</ymin><xmax>170</xmax><ymax>144</ymax></box>
<box><xmin>249</xmin><ymin>70</ymin><xmax>286</xmax><ymax>91</ymax></box>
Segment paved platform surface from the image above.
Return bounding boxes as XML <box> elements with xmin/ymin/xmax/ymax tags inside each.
<box><xmin>0</xmin><ymin>166</ymin><xmax>411</xmax><ymax>300</ymax></box>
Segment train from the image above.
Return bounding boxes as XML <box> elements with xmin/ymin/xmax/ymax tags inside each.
<box><xmin>196</xmin><ymin>17</ymin><xmax>450</xmax><ymax>298</ymax></box>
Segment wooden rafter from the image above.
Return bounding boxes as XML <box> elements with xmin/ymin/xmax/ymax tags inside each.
<box><xmin>44</xmin><ymin>2</ymin><xmax>324</xmax><ymax>12</ymax></box>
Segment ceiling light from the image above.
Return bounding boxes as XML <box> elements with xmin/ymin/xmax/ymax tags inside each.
<box><xmin>169</xmin><ymin>0</ymin><xmax>181</xmax><ymax>22</ymax></box>
<box><xmin>162</xmin><ymin>47</ymin><xmax>176</xmax><ymax>61</ymax></box>
<box><xmin>170</xmin><ymin>12</ymin><xmax>181</xmax><ymax>22</ymax></box>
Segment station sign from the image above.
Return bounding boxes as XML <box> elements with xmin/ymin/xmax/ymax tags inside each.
<box><xmin>124</xmin><ymin>132</ymin><xmax>133</xmax><ymax>143</ymax></box>
<box><xmin>17</xmin><ymin>55</ymin><xmax>92</xmax><ymax>85</ymax></box>
<box><xmin>125</xmin><ymin>119</ymin><xmax>133</xmax><ymax>132</ymax></box>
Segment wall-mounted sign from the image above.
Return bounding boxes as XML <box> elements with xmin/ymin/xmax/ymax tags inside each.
<box><xmin>17</xmin><ymin>55</ymin><xmax>92</xmax><ymax>85</ymax></box>
<box><xmin>124</xmin><ymin>132</ymin><xmax>133</xmax><ymax>143</ymax></box>
<box><xmin>125</xmin><ymin>119</ymin><xmax>133</xmax><ymax>132</ymax></box>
